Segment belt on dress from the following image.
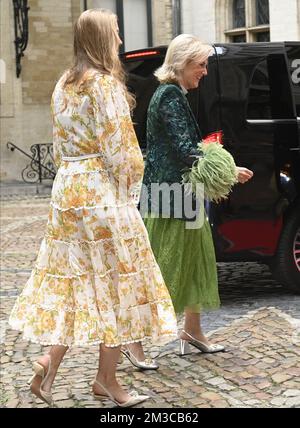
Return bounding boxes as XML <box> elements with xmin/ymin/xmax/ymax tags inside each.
<box><xmin>61</xmin><ymin>153</ymin><xmax>102</xmax><ymax>161</ymax></box>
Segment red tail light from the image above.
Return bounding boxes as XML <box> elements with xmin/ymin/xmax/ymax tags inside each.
<box><xmin>124</xmin><ymin>50</ymin><xmax>160</xmax><ymax>60</ymax></box>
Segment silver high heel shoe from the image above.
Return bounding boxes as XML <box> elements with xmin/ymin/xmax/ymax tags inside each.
<box><xmin>179</xmin><ymin>330</ymin><xmax>225</xmax><ymax>355</ymax></box>
<box><xmin>28</xmin><ymin>356</ymin><xmax>53</xmax><ymax>405</ymax></box>
<box><xmin>92</xmin><ymin>379</ymin><xmax>149</xmax><ymax>407</ymax></box>
<box><xmin>121</xmin><ymin>348</ymin><xmax>159</xmax><ymax>370</ymax></box>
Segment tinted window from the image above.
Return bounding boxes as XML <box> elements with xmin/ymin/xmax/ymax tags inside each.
<box><xmin>286</xmin><ymin>45</ymin><xmax>300</xmax><ymax>116</ymax></box>
<box><xmin>247</xmin><ymin>60</ymin><xmax>272</xmax><ymax>119</ymax></box>
<box><xmin>125</xmin><ymin>58</ymin><xmax>162</xmax><ymax>78</ymax></box>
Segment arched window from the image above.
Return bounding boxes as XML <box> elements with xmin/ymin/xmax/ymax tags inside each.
<box><xmin>233</xmin><ymin>0</ymin><xmax>246</xmax><ymax>28</ymax></box>
<box><xmin>256</xmin><ymin>0</ymin><xmax>270</xmax><ymax>26</ymax></box>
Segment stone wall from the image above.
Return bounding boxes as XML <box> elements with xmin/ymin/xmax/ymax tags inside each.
<box><xmin>22</xmin><ymin>0</ymin><xmax>80</xmax><ymax>105</ymax></box>
<box><xmin>0</xmin><ymin>0</ymin><xmax>80</xmax><ymax>182</ymax></box>
<box><xmin>0</xmin><ymin>0</ymin><xmax>174</xmax><ymax>182</ymax></box>
<box><xmin>270</xmin><ymin>0</ymin><xmax>300</xmax><ymax>41</ymax></box>
<box><xmin>152</xmin><ymin>0</ymin><xmax>173</xmax><ymax>45</ymax></box>
<box><xmin>181</xmin><ymin>0</ymin><xmax>216</xmax><ymax>43</ymax></box>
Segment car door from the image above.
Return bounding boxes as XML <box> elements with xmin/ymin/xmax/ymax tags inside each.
<box><xmin>211</xmin><ymin>44</ymin><xmax>298</xmax><ymax>261</ymax></box>
<box><xmin>285</xmin><ymin>42</ymin><xmax>300</xmax><ymax>190</ymax></box>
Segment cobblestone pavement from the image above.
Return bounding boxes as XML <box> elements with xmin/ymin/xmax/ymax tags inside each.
<box><xmin>1</xmin><ymin>196</ymin><xmax>300</xmax><ymax>408</ymax></box>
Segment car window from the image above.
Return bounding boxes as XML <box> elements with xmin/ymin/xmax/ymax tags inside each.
<box><xmin>125</xmin><ymin>58</ymin><xmax>163</xmax><ymax>77</ymax></box>
<box><xmin>246</xmin><ymin>60</ymin><xmax>272</xmax><ymax>120</ymax></box>
<box><xmin>285</xmin><ymin>45</ymin><xmax>300</xmax><ymax>116</ymax></box>
<box><xmin>247</xmin><ymin>53</ymin><xmax>297</xmax><ymax>120</ymax></box>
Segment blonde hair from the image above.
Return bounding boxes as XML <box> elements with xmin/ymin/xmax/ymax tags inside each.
<box><xmin>155</xmin><ymin>34</ymin><xmax>213</xmax><ymax>84</ymax></box>
<box><xmin>64</xmin><ymin>9</ymin><xmax>135</xmax><ymax>109</ymax></box>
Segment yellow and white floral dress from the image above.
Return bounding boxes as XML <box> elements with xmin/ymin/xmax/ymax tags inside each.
<box><xmin>9</xmin><ymin>70</ymin><xmax>177</xmax><ymax>347</ymax></box>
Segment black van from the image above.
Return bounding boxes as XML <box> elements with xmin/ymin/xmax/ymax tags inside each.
<box><xmin>121</xmin><ymin>42</ymin><xmax>300</xmax><ymax>293</ymax></box>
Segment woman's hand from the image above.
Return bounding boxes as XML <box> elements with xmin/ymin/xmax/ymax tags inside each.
<box><xmin>236</xmin><ymin>167</ymin><xmax>254</xmax><ymax>184</ymax></box>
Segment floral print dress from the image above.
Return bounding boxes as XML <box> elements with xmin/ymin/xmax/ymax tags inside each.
<box><xmin>9</xmin><ymin>70</ymin><xmax>177</xmax><ymax>347</ymax></box>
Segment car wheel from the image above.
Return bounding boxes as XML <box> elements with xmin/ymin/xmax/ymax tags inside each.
<box><xmin>270</xmin><ymin>208</ymin><xmax>300</xmax><ymax>293</ymax></box>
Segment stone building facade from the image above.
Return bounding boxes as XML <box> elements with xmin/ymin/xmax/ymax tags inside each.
<box><xmin>0</xmin><ymin>0</ymin><xmax>173</xmax><ymax>182</ymax></box>
<box><xmin>1</xmin><ymin>0</ymin><xmax>299</xmax><ymax>182</ymax></box>
<box><xmin>181</xmin><ymin>0</ymin><xmax>300</xmax><ymax>44</ymax></box>
<box><xmin>1</xmin><ymin>0</ymin><xmax>81</xmax><ymax>182</ymax></box>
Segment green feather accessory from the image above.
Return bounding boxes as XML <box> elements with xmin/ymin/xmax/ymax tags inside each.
<box><xmin>182</xmin><ymin>142</ymin><xmax>238</xmax><ymax>203</ymax></box>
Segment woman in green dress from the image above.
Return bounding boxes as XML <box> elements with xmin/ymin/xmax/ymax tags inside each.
<box><xmin>124</xmin><ymin>34</ymin><xmax>253</xmax><ymax>363</ymax></box>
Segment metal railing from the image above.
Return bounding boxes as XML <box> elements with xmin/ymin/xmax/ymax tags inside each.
<box><xmin>7</xmin><ymin>142</ymin><xmax>56</xmax><ymax>183</ymax></box>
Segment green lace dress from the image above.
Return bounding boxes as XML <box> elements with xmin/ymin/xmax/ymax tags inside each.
<box><xmin>142</xmin><ymin>83</ymin><xmax>220</xmax><ymax>314</ymax></box>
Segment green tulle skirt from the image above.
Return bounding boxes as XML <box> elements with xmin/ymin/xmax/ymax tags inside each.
<box><xmin>143</xmin><ymin>215</ymin><xmax>220</xmax><ymax>314</ymax></box>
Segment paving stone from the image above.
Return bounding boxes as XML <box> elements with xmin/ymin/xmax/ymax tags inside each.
<box><xmin>55</xmin><ymin>399</ymin><xmax>76</xmax><ymax>408</ymax></box>
<box><xmin>52</xmin><ymin>392</ymin><xmax>71</xmax><ymax>401</ymax></box>
<box><xmin>200</xmin><ymin>392</ymin><xmax>223</xmax><ymax>401</ymax></box>
<box><xmin>239</xmin><ymin>371</ymin><xmax>254</xmax><ymax>379</ymax></box>
<box><xmin>283</xmin><ymin>389</ymin><xmax>300</xmax><ymax>397</ymax></box>
<box><xmin>217</xmin><ymin>383</ymin><xmax>236</xmax><ymax>391</ymax></box>
<box><xmin>270</xmin><ymin>397</ymin><xmax>287</xmax><ymax>406</ymax></box>
<box><xmin>2</xmin><ymin>195</ymin><xmax>300</xmax><ymax>408</ymax></box>
<box><xmin>5</xmin><ymin>399</ymin><xmax>19</xmax><ymax>408</ymax></box>
<box><xmin>286</xmin><ymin>368</ymin><xmax>300</xmax><ymax>376</ymax></box>
<box><xmin>205</xmin><ymin>377</ymin><xmax>226</xmax><ymax>386</ymax></box>
<box><xmin>255</xmin><ymin>392</ymin><xmax>272</xmax><ymax>400</ymax></box>
<box><xmin>188</xmin><ymin>397</ymin><xmax>206</xmax><ymax>406</ymax></box>
<box><xmin>256</xmin><ymin>381</ymin><xmax>272</xmax><ymax>390</ymax></box>
<box><xmin>211</xmin><ymin>399</ymin><xmax>229</xmax><ymax>408</ymax></box>
<box><xmin>174</xmin><ymin>358</ymin><xmax>193</xmax><ymax>368</ymax></box>
<box><xmin>285</xmin><ymin>396</ymin><xmax>300</xmax><ymax>407</ymax></box>
<box><xmin>271</xmin><ymin>373</ymin><xmax>293</xmax><ymax>384</ymax></box>
<box><xmin>227</xmin><ymin>397</ymin><xmax>244</xmax><ymax>406</ymax></box>
<box><xmin>72</xmin><ymin>382</ymin><xmax>88</xmax><ymax>389</ymax></box>
<box><xmin>244</xmin><ymin>399</ymin><xmax>262</xmax><ymax>406</ymax></box>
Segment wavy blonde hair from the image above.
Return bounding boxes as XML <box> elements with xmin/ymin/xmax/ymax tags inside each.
<box><xmin>155</xmin><ymin>34</ymin><xmax>213</xmax><ymax>84</ymax></box>
<box><xmin>64</xmin><ymin>8</ymin><xmax>135</xmax><ymax>109</ymax></box>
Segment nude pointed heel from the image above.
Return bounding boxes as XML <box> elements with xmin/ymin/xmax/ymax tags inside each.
<box><xmin>27</xmin><ymin>362</ymin><xmax>45</xmax><ymax>385</ymax></box>
<box><xmin>28</xmin><ymin>356</ymin><xmax>54</xmax><ymax>406</ymax></box>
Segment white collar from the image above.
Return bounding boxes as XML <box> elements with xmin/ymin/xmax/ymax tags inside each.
<box><xmin>179</xmin><ymin>84</ymin><xmax>188</xmax><ymax>95</ymax></box>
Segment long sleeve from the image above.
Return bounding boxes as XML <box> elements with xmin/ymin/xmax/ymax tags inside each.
<box><xmin>158</xmin><ymin>86</ymin><xmax>200</xmax><ymax>166</ymax></box>
<box><xmin>91</xmin><ymin>75</ymin><xmax>144</xmax><ymax>200</ymax></box>
<box><xmin>53</xmin><ymin>143</ymin><xmax>62</xmax><ymax>169</ymax></box>
<box><xmin>51</xmin><ymin>94</ymin><xmax>63</xmax><ymax>169</ymax></box>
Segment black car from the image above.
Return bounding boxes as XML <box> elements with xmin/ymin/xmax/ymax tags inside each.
<box><xmin>121</xmin><ymin>42</ymin><xmax>300</xmax><ymax>293</ymax></box>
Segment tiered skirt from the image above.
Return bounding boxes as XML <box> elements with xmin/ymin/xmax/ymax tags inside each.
<box><xmin>9</xmin><ymin>158</ymin><xmax>177</xmax><ymax>347</ymax></box>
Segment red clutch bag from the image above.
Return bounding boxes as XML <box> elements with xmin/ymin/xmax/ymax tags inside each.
<box><xmin>203</xmin><ymin>130</ymin><xmax>223</xmax><ymax>145</ymax></box>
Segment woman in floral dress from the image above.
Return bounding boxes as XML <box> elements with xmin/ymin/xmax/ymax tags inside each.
<box><xmin>9</xmin><ymin>9</ymin><xmax>177</xmax><ymax>408</ymax></box>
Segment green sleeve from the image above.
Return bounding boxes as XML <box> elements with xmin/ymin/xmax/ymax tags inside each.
<box><xmin>159</xmin><ymin>86</ymin><xmax>199</xmax><ymax>166</ymax></box>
